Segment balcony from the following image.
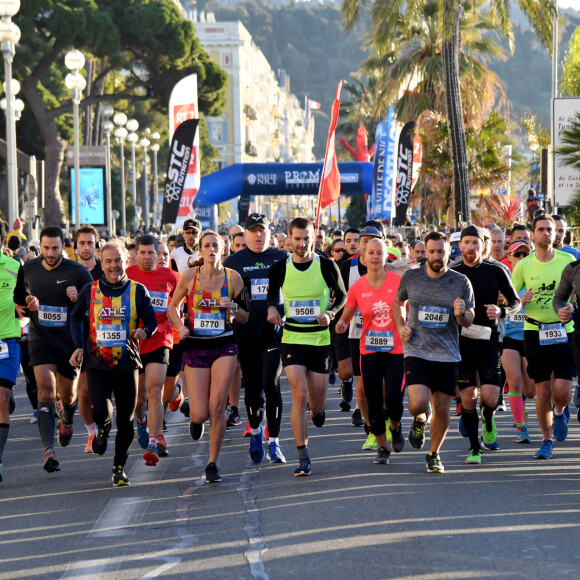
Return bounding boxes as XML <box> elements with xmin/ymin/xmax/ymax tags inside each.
<box><xmin>243</xmin><ymin>104</ymin><xmax>257</xmax><ymax>120</ymax></box>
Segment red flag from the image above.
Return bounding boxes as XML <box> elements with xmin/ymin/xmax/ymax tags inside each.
<box><xmin>315</xmin><ymin>81</ymin><xmax>342</xmax><ymax>229</ymax></box>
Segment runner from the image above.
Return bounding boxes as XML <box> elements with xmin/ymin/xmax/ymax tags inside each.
<box><xmin>451</xmin><ymin>225</ymin><xmax>520</xmax><ymax>463</ymax></box>
<box><xmin>512</xmin><ymin>214</ymin><xmax>575</xmax><ymax>459</ymax></box>
<box><xmin>70</xmin><ymin>239</ymin><xmax>157</xmax><ymax>486</ymax></box>
<box><xmin>232</xmin><ymin>232</ymin><xmax>247</xmax><ymax>253</ymax></box>
<box><xmin>23</xmin><ymin>226</ymin><xmax>93</xmax><ymax>472</ymax></box>
<box><xmin>224</xmin><ymin>213</ymin><xmax>288</xmax><ymax>463</ymax></box>
<box><xmin>171</xmin><ymin>218</ymin><xmax>201</xmax><ymax>273</ymax></box>
<box><xmin>336</xmin><ymin>238</ymin><xmax>405</xmax><ymax>465</ymax></box>
<box><xmin>394</xmin><ymin>231</ymin><xmax>475</xmax><ymax>473</ymax></box>
<box><xmin>267</xmin><ymin>217</ymin><xmax>346</xmax><ymax>476</ymax></box>
<box><xmin>552</xmin><ymin>215</ymin><xmax>580</xmax><ymax>259</ymax></box>
<box><xmin>127</xmin><ymin>234</ymin><xmax>180</xmax><ymax>465</ymax></box>
<box><xmin>168</xmin><ymin>230</ymin><xmax>249</xmax><ymax>483</ymax></box>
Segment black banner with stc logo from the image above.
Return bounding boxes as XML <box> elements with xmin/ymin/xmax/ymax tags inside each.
<box><xmin>394</xmin><ymin>121</ymin><xmax>415</xmax><ymax>226</ymax></box>
<box><xmin>161</xmin><ymin>119</ymin><xmax>199</xmax><ymax>225</ymax></box>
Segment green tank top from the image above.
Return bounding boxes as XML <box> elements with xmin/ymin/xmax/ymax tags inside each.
<box><xmin>0</xmin><ymin>254</ymin><xmax>22</xmax><ymax>339</ymax></box>
<box><xmin>282</xmin><ymin>254</ymin><xmax>331</xmax><ymax>346</ymax></box>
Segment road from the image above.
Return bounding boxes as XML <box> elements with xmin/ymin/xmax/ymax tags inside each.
<box><xmin>1</xmin><ymin>374</ymin><xmax>580</xmax><ymax>579</ymax></box>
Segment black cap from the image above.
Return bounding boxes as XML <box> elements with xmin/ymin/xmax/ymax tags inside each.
<box><xmin>460</xmin><ymin>225</ymin><xmax>484</xmax><ymax>241</ymax></box>
<box><xmin>183</xmin><ymin>218</ymin><xmax>201</xmax><ymax>232</ymax></box>
<box><xmin>244</xmin><ymin>213</ymin><xmax>269</xmax><ymax>231</ymax></box>
<box><xmin>359</xmin><ymin>225</ymin><xmax>383</xmax><ymax>239</ymax></box>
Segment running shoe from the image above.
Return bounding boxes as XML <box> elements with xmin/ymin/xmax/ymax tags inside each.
<box><xmin>157</xmin><ymin>434</ymin><xmax>169</xmax><ymax>457</ymax></box>
<box><xmin>458</xmin><ymin>415</ymin><xmax>468</xmax><ymax>438</ymax></box>
<box><xmin>84</xmin><ymin>434</ymin><xmax>95</xmax><ymax>454</ymax></box>
<box><xmin>43</xmin><ymin>450</ymin><xmax>60</xmax><ymax>473</ymax></box>
<box><xmin>180</xmin><ymin>397</ymin><xmax>190</xmax><ymax>417</ymax></box>
<box><xmin>249</xmin><ymin>425</ymin><xmax>265</xmax><ymax>463</ymax></box>
<box><xmin>351</xmin><ymin>408</ymin><xmax>364</xmax><ymax>427</ymax></box>
<box><xmin>496</xmin><ymin>395</ymin><xmax>506</xmax><ymax>412</ymax></box>
<box><xmin>481</xmin><ymin>436</ymin><xmax>501</xmax><ymax>451</ymax></box>
<box><xmin>573</xmin><ymin>385</ymin><xmax>580</xmax><ymax>408</ymax></box>
<box><xmin>168</xmin><ymin>385</ymin><xmax>183</xmax><ymax>412</ymax></box>
<box><xmin>143</xmin><ymin>443</ymin><xmax>159</xmax><ymax>466</ymax></box>
<box><xmin>136</xmin><ymin>415</ymin><xmax>149</xmax><ymax>449</ymax></box>
<box><xmin>57</xmin><ymin>413</ymin><xmax>74</xmax><ymax>447</ymax></box>
<box><xmin>226</xmin><ymin>410</ymin><xmax>242</xmax><ymax>427</ymax></box>
<box><xmin>454</xmin><ymin>401</ymin><xmax>463</xmax><ymax>416</ymax></box>
<box><xmin>112</xmin><ymin>465</ymin><xmax>130</xmax><ymax>487</ymax></box>
<box><xmin>362</xmin><ymin>433</ymin><xmax>378</xmax><ymax>450</ymax></box>
<box><xmin>267</xmin><ymin>441</ymin><xmax>287</xmax><ymax>463</ymax></box>
<box><xmin>390</xmin><ymin>423</ymin><xmax>405</xmax><ymax>453</ymax></box>
<box><xmin>426</xmin><ymin>452</ymin><xmax>444</xmax><ymax>473</ymax></box>
<box><xmin>339</xmin><ymin>400</ymin><xmax>351</xmax><ymax>412</ymax></box>
<box><xmin>553</xmin><ymin>412</ymin><xmax>568</xmax><ymax>442</ymax></box>
<box><xmin>564</xmin><ymin>405</ymin><xmax>571</xmax><ymax>424</ymax></box>
<box><xmin>465</xmin><ymin>448</ymin><xmax>482</xmax><ymax>464</ymax></box>
<box><xmin>535</xmin><ymin>439</ymin><xmax>553</xmax><ymax>459</ymax></box>
<box><xmin>482</xmin><ymin>415</ymin><xmax>497</xmax><ymax>445</ymax></box>
<box><xmin>92</xmin><ymin>424</ymin><xmax>111</xmax><ymax>456</ymax></box>
<box><xmin>8</xmin><ymin>387</ymin><xmax>15</xmax><ymax>414</ymax></box>
<box><xmin>385</xmin><ymin>419</ymin><xmax>392</xmax><ymax>442</ymax></box>
<box><xmin>205</xmin><ymin>462</ymin><xmax>222</xmax><ymax>483</ymax></box>
<box><xmin>30</xmin><ymin>410</ymin><xmax>37</xmax><ymax>424</ymax></box>
<box><xmin>294</xmin><ymin>456</ymin><xmax>311</xmax><ymax>477</ymax></box>
<box><xmin>243</xmin><ymin>421</ymin><xmax>251</xmax><ymax>437</ymax></box>
<box><xmin>516</xmin><ymin>425</ymin><xmax>531</xmax><ymax>444</ymax></box>
<box><xmin>189</xmin><ymin>421</ymin><xmax>204</xmax><ymax>441</ymax></box>
<box><xmin>373</xmin><ymin>446</ymin><xmax>390</xmax><ymax>464</ymax></box>
<box><xmin>408</xmin><ymin>418</ymin><xmax>426</xmax><ymax>450</ymax></box>
<box><xmin>310</xmin><ymin>410</ymin><xmax>326</xmax><ymax>427</ymax></box>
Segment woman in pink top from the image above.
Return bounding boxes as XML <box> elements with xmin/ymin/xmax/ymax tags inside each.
<box><xmin>336</xmin><ymin>238</ymin><xmax>405</xmax><ymax>465</ymax></box>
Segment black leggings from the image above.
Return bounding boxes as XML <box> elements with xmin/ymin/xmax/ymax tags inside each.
<box><xmin>20</xmin><ymin>339</ymin><xmax>38</xmax><ymax>410</ymax></box>
<box><xmin>87</xmin><ymin>368</ymin><xmax>138</xmax><ymax>467</ymax></box>
<box><xmin>360</xmin><ymin>352</ymin><xmax>405</xmax><ymax>437</ymax></box>
<box><xmin>239</xmin><ymin>339</ymin><xmax>283</xmax><ymax>437</ymax></box>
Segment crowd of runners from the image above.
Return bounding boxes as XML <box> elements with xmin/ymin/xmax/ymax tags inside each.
<box><xmin>1</xmin><ymin>211</ymin><xmax>579</xmax><ymax>485</ymax></box>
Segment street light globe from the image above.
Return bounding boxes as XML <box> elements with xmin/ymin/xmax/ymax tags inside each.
<box><xmin>13</xmin><ymin>97</ymin><xmax>23</xmax><ymax>113</ymax></box>
<box><xmin>139</xmin><ymin>137</ymin><xmax>150</xmax><ymax>148</ymax></box>
<box><xmin>103</xmin><ymin>119</ymin><xmax>114</xmax><ymax>132</ymax></box>
<box><xmin>127</xmin><ymin>132</ymin><xmax>139</xmax><ymax>144</ymax></box>
<box><xmin>2</xmin><ymin>77</ymin><xmax>19</xmax><ymax>95</ymax></box>
<box><xmin>65</xmin><ymin>49</ymin><xmax>85</xmax><ymax>72</ymax></box>
<box><xmin>113</xmin><ymin>112</ymin><xmax>127</xmax><ymax>127</ymax></box>
<box><xmin>64</xmin><ymin>72</ymin><xmax>86</xmax><ymax>91</ymax></box>
<box><xmin>151</xmin><ymin>144</ymin><xmax>160</xmax><ymax>152</ymax></box>
<box><xmin>151</xmin><ymin>132</ymin><xmax>160</xmax><ymax>140</ymax></box>
<box><xmin>126</xmin><ymin>118</ymin><xmax>139</xmax><ymax>133</ymax></box>
<box><xmin>114</xmin><ymin>126</ymin><xmax>128</xmax><ymax>140</ymax></box>
<box><xmin>0</xmin><ymin>18</ymin><xmax>20</xmax><ymax>44</ymax></box>
<box><xmin>0</xmin><ymin>0</ymin><xmax>20</xmax><ymax>18</ymax></box>
<box><xmin>101</xmin><ymin>103</ymin><xmax>114</xmax><ymax>118</ymax></box>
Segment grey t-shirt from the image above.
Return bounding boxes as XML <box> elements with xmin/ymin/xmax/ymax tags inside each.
<box><xmin>396</xmin><ymin>267</ymin><xmax>475</xmax><ymax>362</ymax></box>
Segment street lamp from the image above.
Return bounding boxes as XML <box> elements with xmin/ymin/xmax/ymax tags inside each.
<box><xmin>150</xmin><ymin>131</ymin><xmax>160</xmax><ymax>226</ymax></box>
<box><xmin>114</xmin><ymin>112</ymin><xmax>128</xmax><ymax>235</ymax></box>
<box><xmin>65</xmin><ymin>49</ymin><xmax>86</xmax><ymax>230</ymax></box>
<box><xmin>139</xmin><ymin>135</ymin><xmax>150</xmax><ymax>231</ymax></box>
<box><xmin>0</xmin><ymin>0</ymin><xmax>21</xmax><ymax>228</ymax></box>
<box><xmin>126</xmin><ymin>118</ymin><xmax>139</xmax><ymax>232</ymax></box>
<box><xmin>101</xmin><ymin>103</ymin><xmax>114</xmax><ymax>237</ymax></box>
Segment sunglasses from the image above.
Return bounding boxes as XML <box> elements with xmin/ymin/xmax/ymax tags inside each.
<box><xmin>333</xmin><ymin>248</ymin><xmax>345</xmax><ymax>253</ymax></box>
<box><xmin>184</xmin><ymin>228</ymin><xmax>199</xmax><ymax>234</ymax></box>
<box><xmin>512</xmin><ymin>251</ymin><xmax>529</xmax><ymax>258</ymax></box>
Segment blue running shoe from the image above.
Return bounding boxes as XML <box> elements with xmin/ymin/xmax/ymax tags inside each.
<box><xmin>294</xmin><ymin>456</ymin><xmax>311</xmax><ymax>476</ymax></box>
<box><xmin>481</xmin><ymin>436</ymin><xmax>501</xmax><ymax>451</ymax></box>
<box><xmin>249</xmin><ymin>425</ymin><xmax>265</xmax><ymax>463</ymax></box>
<box><xmin>136</xmin><ymin>414</ymin><xmax>149</xmax><ymax>450</ymax></box>
<box><xmin>267</xmin><ymin>441</ymin><xmax>287</xmax><ymax>463</ymax></box>
<box><xmin>535</xmin><ymin>439</ymin><xmax>553</xmax><ymax>459</ymax></box>
<box><xmin>553</xmin><ymin>412</ymin><xmax>568</xmax><ymax>442</ymax></box>
<box><xmin>564</xmin><ymin>405</ymin><xmax>571</xmax><ymax>424</ymax></box>
<box><xmin>143</xmin><ymin>443</ymin><xmax>159</xmax><ymax>466</ymax></box>
<box><xmin>458</xmin><ymin>415</ymin><xmax>468</xmax><ymax>437</ymax></box>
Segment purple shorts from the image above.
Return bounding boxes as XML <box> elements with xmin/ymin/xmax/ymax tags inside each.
<box><xmin>183</xmin><ymin>342</ymin><xmax>238</xmax><ymax>369</ymax></box>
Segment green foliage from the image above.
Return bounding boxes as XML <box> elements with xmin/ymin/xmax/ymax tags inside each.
<box><xmin>565</xmin><ymin>186</ymin><xmax>580</xmax><ymax>227</ymax></box>
<box><xmin>198</xmin><ymin>117</ymin><xmax>219</xmax><ymax>176</ymax></box>
<box><xmin>557</xmin><ymin>112</ymin><xmax>580</xmax><ymax>172</ymax></box>
<box><xmin>561</xmin><ymin>26</ymin><xmax>580</xmax><ymax>97</ymax></box>
<box><xmin>345</xmin><ymin>195</ymin><xmax>367</xmax><ymax>228</ymax></box>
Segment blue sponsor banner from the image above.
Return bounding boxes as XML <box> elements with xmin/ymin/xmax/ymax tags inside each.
<box><xmin>382</xmin><ymin>107</ymin><xmax>397</xmax><ymax>221</ymax></box>
<box><xmin>371</xmin><ymin>117</ymin><xmax>389</xmax><ymax>221</ymax></box>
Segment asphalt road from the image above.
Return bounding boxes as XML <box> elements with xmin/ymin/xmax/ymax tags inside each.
<box><xmin>1</xmin><ymin>373</ymin><xmax>580</xmax><ymax>580</ymax></box>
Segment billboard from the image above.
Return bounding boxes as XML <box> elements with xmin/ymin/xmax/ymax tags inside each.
<box><xmin>70</xmin><ymin>167</ymin><xmax>106</xmax><ymax>226</ymax></box>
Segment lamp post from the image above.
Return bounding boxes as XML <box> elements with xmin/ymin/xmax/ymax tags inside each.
<box><xmin>126</xmin><ymin>118</ymin><xmax>139</xmax><ymax>233</ymax></box>
<box><xmin>113</xmin><ymin>112</ymin><xmax>128</xmax><ymax>235</ymax></box>
<box><xmin>0</xmin><ymin>0</ymin><xmax>21</xmax><ymax>227</ymax></box>
<box><xmin>150</xmin><ymin>131</ymin><xmax>160</xmax><ymax>226</ymax></box>
<box><xmin>65</xmin><ymin>49</ymin><xmax>86</xmax><ymax>230</ymax></box>
<box><xmin>139</xmin><ymin>135</ymin><xmax>150</xmax><ymax>231</ymax></box>
<box><xmin>101</xmin><ymin>103</ymin><xmax>114</xmax><ymax>237</ymax></box>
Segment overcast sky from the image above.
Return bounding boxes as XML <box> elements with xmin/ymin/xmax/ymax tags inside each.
<box><xmin>559</xmin><ymin>0</ymin><xmax>579</xmax><ymax>9</ymax></box>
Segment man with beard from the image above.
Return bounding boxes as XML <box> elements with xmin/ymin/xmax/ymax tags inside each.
<box><xmin>171</xmin><ymin>218</ymin><xmax>201</xmax><ymax>273</ymax></box>
<box><xmin>23</xmin><ymin>226</ymin><xmax>93</xmax><ymax>472</ymax></box>
<box><xmin>451</xmin><ymin>226</ymin><xmax>520</xmax><ymax>464</ymax></box>
<box><xmin>552</xmin><ymin>215</ymin><xmax>580</xmax><ymax>259</ymax></box>
<box><xmin>394</xmin><ymin>231</ymin><xmax>475</xmax><ymax>473</ymax></box>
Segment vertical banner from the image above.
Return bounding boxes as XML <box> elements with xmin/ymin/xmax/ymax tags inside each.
<box><xmin>382</xmin><ymin>107</ymin><xmax>399</xmax><ymax>222</ymax></box>
<box><xmin>371</xmin><ymin>117</ymin><xmax>389</xmax><ymax>221</ymax></box>
<box><xmin>161</xmin><ymin>119</ymin><xmax>199</xmax><ymax>225</ymax></box>
<box><xmin>394</xmin><ymin>121</ymin><xmax>415</xmax><ymax>226</ymax></box>
<box><xmin>410</xmin><ymin>134</ymin><xmax>422</xmax><ymax>193</ymax></box>
<box><xmin>167</xmin><ymin>74</ymin><xmax>200</xmax><ymax>228</ymax></box>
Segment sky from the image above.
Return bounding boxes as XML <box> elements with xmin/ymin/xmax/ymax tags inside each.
<box><xmin>559</xmin><ymin>0</ymin><xmax>579</xmax><ymax>9</ymax></box>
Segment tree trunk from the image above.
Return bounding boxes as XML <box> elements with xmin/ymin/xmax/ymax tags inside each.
<box><xmin>442</xmin><ymin>0</ymin><xmax>470</xmax><ymax>223</ymax></box>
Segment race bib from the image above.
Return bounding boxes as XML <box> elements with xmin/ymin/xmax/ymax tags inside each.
<box><xmin>461</xmin><ymin>324</ymin><xmax>492</xmax><ymax>340</ymax></box>
<box><xmin>539</xmin><ymin>323</ymin><xmax>568</xmax><ymax>346</ymax></box>
<box><xmin>418</xmin><ymin>306</ymin><xmax>450</xmax><ymax>329</ymax></box>
<box><xmin>289</xmin><ymin>300</ymin><xmax>320</xmax><ymax>323</ymax></box>
<box><xmin>38</xmin><ymin>305</ymin><xmax>67</xmax><ymax>327</ymax></box>
<box><xmin>353</xmin><ymin>309</ymin><xmax>363</xmax><ymax>331</ymax></box>
<box><xmin>96</xmin><ymin>324</ymin><xmax>127</xmax><ymax>347</ymax></box>
<box><xmin>194</xmin><ymin>312</ymin><xmax>225</xmax><ymax>336</ymax></box>
<box><xmin>365</xmin><ymin>330</ymin><xmax>393</xmax><ymax>352</ymax></box>
<box><xmin>0</xmin><ymin>340</ymin><xmax>9</xmax><ymax>360</ymax></box>
<box><xmin>251</xmin><ymin>278</ymin><xmax>268</xmax><ymax>301</ymax></box>
<box><xmin>149</xmin><ymin>291</ymin><xmax>169</xmax><ymax>314</ymax></box>
<box><xmin>507</xmin><ymin>309</ymin><xmax>525</xmax><ymax>329</ymax></box>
